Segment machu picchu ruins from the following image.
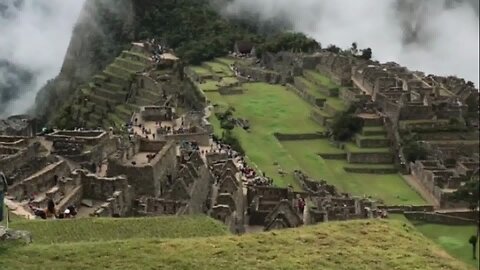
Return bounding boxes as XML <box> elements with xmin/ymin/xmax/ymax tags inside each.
<box><xmin>0</xmin><ymin>1</ymin><xmax>478</xmax><ymax>269</ymax></box>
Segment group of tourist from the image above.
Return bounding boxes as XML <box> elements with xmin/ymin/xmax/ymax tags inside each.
<box><xmin>28</xmin><ymin>199</ymin><xmax>78</xmax><ymax>220</ymax></box>
<box><xmin>209</xmin><ymin>137</ymin><xmax>276</xmax><ymax>187</ymax></box>
<box><xmin>148</xmin><ymin>38</ymin><xmax>165</xmax><ymax>64</ymax></box>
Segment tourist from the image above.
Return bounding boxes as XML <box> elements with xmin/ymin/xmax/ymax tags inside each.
<box><xmin>45</xmin><ymin>199</ymin><xmax>57</xmax><ymax>219</ymax></box>
<box><xmin>67</xmin><ymin>205</ymin><xmax>78</xmax><ymax>217</ymax></box>
<box><xmin>64</xmin><ymin>209</ymin><xmax>71</xmax><ymax>218</ymax></box>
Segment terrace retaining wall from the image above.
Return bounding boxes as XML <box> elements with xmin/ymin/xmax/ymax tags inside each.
<box><xmin>274</xmin><ymin>132</ymin><xmax>327</xmax><ymax>141</ymax></box>
<box><xmin>347</xmin><ymin>152</ymin><xmax>393</xmax><ymax>164</ymax></box>
<box><xmin>404</xmin><ymin>211</ymin><xmax>476</xmax><ymax>225</ymax></box>
<box><xmin>344</xmin><ymin>167</ymin><xmax>397</xmax><ymax>174</ymax></box>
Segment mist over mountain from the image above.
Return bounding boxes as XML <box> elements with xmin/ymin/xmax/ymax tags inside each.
<box><xmin>0</xmin><ymin>0</ymin><xmax>85</xmax><ymax>117</ymax></box>
<box><xmin>0</xmin><ymin>0</ymin><xmax>478</xmax><ymax>118</ymax></box>
<box><xmin>222</xmin><ymin>0</ymin><xmax>480</xmax><ymax>86</ymax></box>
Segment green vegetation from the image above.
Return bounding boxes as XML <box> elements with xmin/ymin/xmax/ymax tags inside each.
<box><xmin>295</xmin><ymin>77</ymin><xmax>326</xmax><ymax>98</ymax></box>
<box><xmin>281</xmin><ymin>141</ymin><xmax>425</xmax><ymax>205</ymax></box>
<box><xmin>255</xmin><ymin>32</ymin><xmax>320</xmax><ymax>57</ymax></box>
<box><xmin>197</xmin><ymin>59</ymin><xmax>423</xmax><ymax>205</ymax></box>
<box><xmin>0</xmin><ymin>220</ymin><xmax>470</xmax><ymax>270</ymax></box>
<box><xmin>344</xmin><ymin>143</ymin><xmax>390</xmax><ymax>154</ymax></box>
<box><xmin>304</xmin><ymin>70</ymin><xmax>337</xmax><ymax>88</ymax></box>
<box><xmin>331</xmin><ymin>110</ymin><xmax>363</xmax><ymax>142</ymax></box>
<box><xmin>9</xmin><ymin>216</ymin><xmax>227</xmax><ymax>244</ymax></box>
<box><xmin>416</xmin><ymin>223</ymin><xmax>479</xmax><ymax>268</ymax></box>
<box><xmin>208</xmin><ymin>83</ymin><xmax>322</xmax><ymax>190</ymax></box>
<box><xmin>390</xmin><ymin>214</ymin><xmax>478</xmax><ymax>268</ymax></box>
<box><xmin>134</xmin><ymin>0</ymin><xmax>264</xmax><ymax>64</ymax></box>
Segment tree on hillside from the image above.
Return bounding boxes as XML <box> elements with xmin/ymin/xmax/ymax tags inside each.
<box><xmin>134</xmin><ymin>0</ymin><xmax>263</xmax><ymax>64</ymax></box>
<box><xmin>403</xmin><ymin>141</ymin><xmax>428</xmax><ymax>162</ymax></box>
<box><xmin>326</xmin><ymin>44</ymin><xmax>341</xmax><ymax>54</ymax></box>
<box><xmin>330</xmin><ymin>109</ymin><xmax>363</xmax><ymax>142</ymax></box>
<box><xmin>469</xmin><ymin>235</ymin><xmax>478</xmax><ymax>260</ymax></box>
<box><xmin>255</xmin><ymin>32</ymin><xmax>320</xmax><ymax>57</ymax></box>
<box><xmin>452</xmin><ymin>176</ymin><xmax>479</xmax><ymax>212</ymax></box>
<box><xmin>452</xmin><ymin>173</ymin><xmax>479</xmax><ymax>256</ymax></box>
<box><xmin>360</xmin><ymin>48</ymin><xmax>373</xmax><ymax>60</ymax></box>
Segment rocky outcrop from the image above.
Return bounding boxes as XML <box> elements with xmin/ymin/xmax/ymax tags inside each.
<box><xmin>33</xmin><ymin>0</ymin><xmax>135</xmax><ymax>125</ymax></box>
<box><xmin>0</xmin><ymin>226</ymin><xmax>32</xmax><ymax>244</ymax></box>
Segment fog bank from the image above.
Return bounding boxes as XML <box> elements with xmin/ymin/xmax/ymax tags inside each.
<box><xmin>0</xmin><ymin>0</ymin><xmax>85</xmax><ymax>117</ymax></box>
<box><xmin>223</xmin><ymin>0</ymin><xmax>480</xmax><ymax>86</ymax></box>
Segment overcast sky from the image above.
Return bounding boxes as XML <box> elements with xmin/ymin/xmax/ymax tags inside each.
<box><xmin>223</xmin><ymin>0</ymin><xmax>480</xmax><ymax>86</ymax></box>
<box><xmin>0</xmin><ymin>0</ymin><xmax>85</xmax><ymax>116</ymax></box>
<box><xmin>0</xmin><ymin>0</ymin><xmax>478</xmax><ymax>117</ymax></box>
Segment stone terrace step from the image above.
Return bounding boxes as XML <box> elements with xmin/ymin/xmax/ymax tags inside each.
<box><xmin>101</xmin><ymin>82</ymin><xmax>125</xmax><ymax>93</ymax></box>
<box><xmin>355</xmin><ymin>134</ymin><xmax>390</xmax><ymax>148</ymax></box>
<box><xmin>93</xmin><ymin>75</ymin><xmax>107</xmax><ymax>84</ymax></box>
<box><xmin>85</xmin><ymin>101</ymin><xmax>109</xmax><ymax>115</ymax></box>
<box><xmin>322</xmin><ymin>102</ymin><xmax>341</xmax><ymax>116</ymax></box>
<box><xmin>114</xmin><ymin>57</ymin><xmax>146</xmax><ymax>72</ymax></box>
<box><xmin>303</xmin><ymin>71</ymin><xmax>339</xmax><ymax>97</ymax></box>
<box><xmin>343</xmin><ymin>165</ymin><xmax>397</xmax><ymax>174</ymax></box>
<box><xmin>121</xmin><ymin>50</ymin><xmax>151</xmax><ymax>64</ymax></box>
<box><xmin>310</xmin><ymin>109</ymin><xmax>333</xmax><ymax>127</ymax></box>
<box><xmin>102</xmin><ymin>70</ymin><xmax>130</xmax><ymax>87</ymax></box>
<box><xmin>106</xmin><ymin>64</ymin><xmax>136</xmax><ymax>79</ymax></box>
<box><xmin>87</xmin><ymin>93</ymin><xmax>118</xmax><ymax>107</ymax></box>
<box><xmin>137</xmin><ymin>88</ymin><xmax>163</xmax><ymax>100</ymax></box>
<box><xmin>361</xmin><ymin>126</ymin><xmax>387</xmax><ymax>136</ymax></box>
<box><xmin>134</xmin><ymin>96</ymin><xmax>156</xmax><ymax>106</ymax></box>
<box><xmin>93</xmin><ymin>87</ymin><xmax>128</xmax><ymax>102</ymax></box>
<box><xmin>107</xmin><ymin>113</ymin><xmax>126</xmax><ymax>127</ymax></box>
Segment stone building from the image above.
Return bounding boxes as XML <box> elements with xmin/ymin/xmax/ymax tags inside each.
<box><xmin>264</xmin><ymin>200</ymin><xmax>303</xmax><ymax>231</ymax></box>
<box><xmin>208</xmin><ymin>158</ymin><xmax>245</xmax><ymax>233</ymax></box>
<box><xmin>0</xmin><ymin>115</ymin><xmax>37</xmax><ymax>137</ymax></box>
<box><xmin>107</xmin><ymin>139</ymin><xmax>177</xmax><ymax>197</ymax></box>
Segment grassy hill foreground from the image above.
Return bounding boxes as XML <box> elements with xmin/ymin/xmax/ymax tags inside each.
<box><xmin>0</xmin><ymin>218</ymin><xmax>471</xmax><ymax>270</ymax></box>
<box><xmin>8</xmin><ymin>215</ymin><xmax>228</xmax><ymax>244</ymax></box>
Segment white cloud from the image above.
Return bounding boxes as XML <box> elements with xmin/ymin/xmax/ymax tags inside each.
<box><xmin>0</xmin><ymin>0</ymin><xmax>85</xmax><ymax>116</ymax></box>
<box><xmin>223</xmin><ymin>0</ymin><xmax>479</xmax><ymax>85</ymax></box>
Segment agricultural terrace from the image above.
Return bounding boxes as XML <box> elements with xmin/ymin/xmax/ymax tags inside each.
<box><xmin>191</xmin><ymin>57</ymin><xmax>425</xmax><ymax>205</ymax></box>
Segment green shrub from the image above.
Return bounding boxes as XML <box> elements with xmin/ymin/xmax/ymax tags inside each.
<box><xmin>330</xmin><ymin>109</ymin><xmax>363</xmax><ymax>141</ymax></box>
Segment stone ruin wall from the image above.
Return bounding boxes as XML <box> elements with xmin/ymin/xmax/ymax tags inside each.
<box><xmin>45</xmin><ymin>130</ymin><xmax>107</xmax><ymax>146</ymax></box>
<box><xmin>398</xmin><ymin>103</ymin><xmax>434</xmax><ymax>120</ymax></box>
<box><xmin>316</xmin><ymin>53</ymin><xmax>353</xmax><ymax>86</ymax></box>
<box><xmin>182</xmin><ymin>165</ymin><xmax>214</xmax><ymax>215</ymax></box>
<box><xmin>346</xmin><ymin>152</ymin><xmax>393</xmax><ymax>164</ymax></box>
<box><xmin>164</xmin><ymin>132</ymin><xmax>210</xmax><ymax>147</ymax></box>
<box><xmin>0</xmin><ymin>136</ymin><xmax>29</xmax><ymax>148</ymax></box>
<box><xmin>73</xmin><ymin>170</ymin><xmax>133</xmax><ymax>217</ymax></box>
<box><xmin>183</xmin><ymin>73</ymin><xmax>208</xmax><ymax>111</ymax></box>
<box><xmin>140</xmin><ymin>198</ymin><xmax>187</xmax><ymax>216</ymax></box>
<box><xmin>140</xmin><ymin>107</ymin><xmax>173</xmax><ymax>122</ymax></box>
<box><xmin>286</xmin><ymin>83</ymin><xmax>324</xmax><ymax>108</ymax></box>
<box><xmin>404</xmin><ymin>211</ymin><xmax>475</xmax><ymax>225</ymax></box>
<box><xmin>235</xmin><ymin>65</ymin><xmax>281</xmax><ymax>84</ymax></box>
<box><xmin>107</xmin><ymin>140</ymin><xmax>177</xmax><ymax>197</ymax></box>
<box><xmin>0</xmin><ymin>143</ymin><xmax>39</xmax><ymax>175</ymax></box>
<box><xmin>138</xmin><ymin>74</ymin><xmax>161</xmax><ymax>94</ymax></box>
<box><xmin>8</xmin><ymin>159</ymin><xmax>70</xmax><ymax>201</ymax></box>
